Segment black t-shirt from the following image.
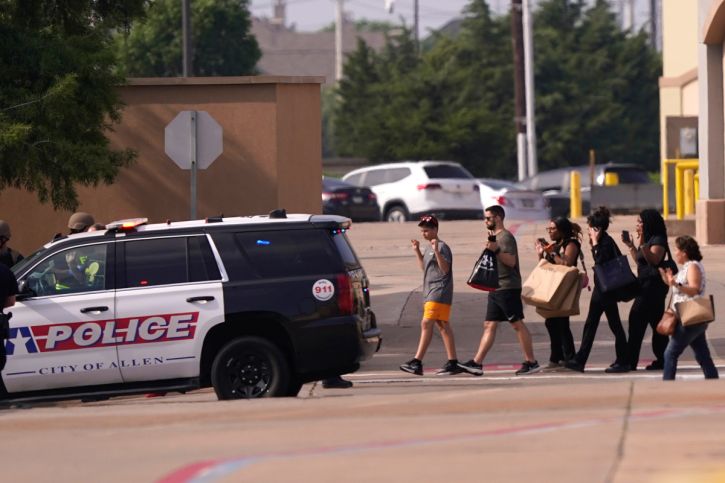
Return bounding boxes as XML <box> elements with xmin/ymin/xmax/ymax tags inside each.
<box><xmin>0</xmin><ymin>263</ymin><xmax>18</xmax><ymax>311</ymax></box>
<box><xmin>636</xmin><ymin>234</ymin><xmax>667</xmax><ymax>282</ymax></box>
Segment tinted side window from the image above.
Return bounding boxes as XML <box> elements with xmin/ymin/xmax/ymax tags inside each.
<box><xmin>423</xmin><ymin>164</ymin><xmax>473</xmax><ymax>179</ymax></box>
<box><xmin>122</xmin><ymin>236</ymin><xmax>220</xmax><ymax>288</ymax></box>
<box><xmin>344</xmin><ymin>173</ymin><xmax>363</xmax><ymax>186</ymax></box>
<box><xmin>24</xmin><ymin>243</ymin><xmax>111</xmax><ymax>297</ymax></box>
<box><xmin>124</xmin><ymin>238</ymin><xmax>187</xmax><ymax>287</ymax></box>
<box><xmin>189</xmin><ymin>236</ymin><xmax>222</xmax><ymax>282</ymax></box>
<box><xmin>386</xmin><ymin>167</ymin><xmax>411</xmax><ymax>182</ymax></box>
<box><xmin>364</xmin><ymin>169</ymin><xmax>388</xmax><ymax>186</ymax></box>
<box><xmin>332</xmin><ymin>232</ymin><xmax>361</xmax><ymax>269</ymax></box>
<box><xmin>234</xmin><ymin>229</ymin><xmax>341</xmax><ymax>277</ymax></box>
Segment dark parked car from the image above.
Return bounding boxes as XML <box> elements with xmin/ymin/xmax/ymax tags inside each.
<box><xmin>322</xmin><ymin>177</ymin><xmax>380</xmax><ymax>222</ymax></box>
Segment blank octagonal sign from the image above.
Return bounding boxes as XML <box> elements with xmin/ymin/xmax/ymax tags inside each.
<box><xmin>164</xmin><ymin>111</ymin><xmax>223</xmax><ymax>170</ymax></box>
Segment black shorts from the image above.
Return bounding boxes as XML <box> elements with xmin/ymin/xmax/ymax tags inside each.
<box><xmin>486</xmin><ymin>289</ymin><xmax>524</xmax><ymax>322</ymax></box>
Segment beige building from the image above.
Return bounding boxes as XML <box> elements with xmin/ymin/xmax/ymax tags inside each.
<box><xmin>660</xmin><ymin>0</ymin><xmax>725</xmax><ymax>244</ymax></box>
<box><xmin>0</xmin><ymin>76</ymin><xmax>324</xmax><ymax>254</ymax></box>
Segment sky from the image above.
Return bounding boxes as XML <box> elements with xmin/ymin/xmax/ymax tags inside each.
<box><xmin>248</xmin><ymin>0</ymin><xmax>652</xmax><ymax>35</ymax></box>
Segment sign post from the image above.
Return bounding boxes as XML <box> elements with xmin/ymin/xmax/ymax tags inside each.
<box><xmin>165</xmin><ymin>111</ymin><xmax>223</xmax><ymax>219</ymax></box>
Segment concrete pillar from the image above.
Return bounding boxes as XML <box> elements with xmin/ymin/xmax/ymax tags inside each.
<box><xmin>697</xmin><ymin>0</ymin><xmax>725</xmax><ymax>243</ymax></box>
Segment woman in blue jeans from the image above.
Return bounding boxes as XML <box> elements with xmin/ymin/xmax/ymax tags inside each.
<box><xmin>659</xmin><ymin>236</ymin><xmax>718</xmax><ymax>380</ymax></box>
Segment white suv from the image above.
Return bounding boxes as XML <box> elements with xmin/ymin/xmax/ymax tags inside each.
<box><xmin>342</xmin><ymin>161</ymin><xmax>482</xmax><ymax>222</ymax></box>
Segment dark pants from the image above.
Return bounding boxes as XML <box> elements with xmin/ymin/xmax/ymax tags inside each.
<box><xmin>545</xmin><ymin>316</ymin><xmax>575</xmax><ymax>363</ymax></box>
<box><xmin>627</xmin><ymin>280</ymin><xmax>669</xmax><ymax>370</ymax></box>
<box><xmin>574</xmin><ymin>287</ymin><xmax>628</xmax><ymax>368</ymax></box>
<box><xmin>663</xmin><ymin>323</ymin><xmax>719</xmax><ymax>380</ymax></box>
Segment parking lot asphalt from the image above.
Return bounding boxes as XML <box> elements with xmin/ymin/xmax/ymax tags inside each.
<box><xmin>2</xmin><ymin>216</ymin><xmax>725</xmax><ymax>483</ymax></box>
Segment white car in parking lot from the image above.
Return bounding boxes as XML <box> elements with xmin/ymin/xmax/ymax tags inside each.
<box><xmin>342</xmin><ymin>161</ymin><xmax>482</xmax><ymax>222</ymax></box>
<box><xmin>477</xmin><ymin>178</ymin><xmax>551</xmax><ymax>220</ymax></box>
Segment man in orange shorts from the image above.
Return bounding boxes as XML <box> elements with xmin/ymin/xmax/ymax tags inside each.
<box><xmin>400</xmin><ymin>215</ymin><xmax>461</xmax><ymax>376</ymax></box>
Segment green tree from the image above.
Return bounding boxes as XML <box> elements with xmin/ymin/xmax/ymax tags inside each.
<box><xmin>117</xmin><ymin>0</ymin><xmax>260</xmax><ymax>77</ymax></box>
<box><xmin>535</xmin><ymin>0</ymin><xmax>661</xmax><ymax>170</ymax></box>
<box><xmin>0</xmin><ymin>0</ymin><xmax>143</xmax><ymax>210</ymax></box>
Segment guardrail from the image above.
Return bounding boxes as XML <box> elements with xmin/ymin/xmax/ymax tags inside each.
<box><xmin>662</xmin><ymin>158</ymin><xmax>698</xmax><ymax>220</ymax></box>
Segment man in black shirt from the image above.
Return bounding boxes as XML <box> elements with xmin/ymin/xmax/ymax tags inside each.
<box><xmin>0</xmin><ymin>262</ymin><xmax>18</xmax><ymax>372</ymax></box>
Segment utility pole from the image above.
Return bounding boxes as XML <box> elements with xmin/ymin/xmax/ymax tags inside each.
<box><xmin>650</xmin><ymin>0</ymin><xmax>658</xmax><ymax>49</ymax></box>
<box><xmin>511</xmin><ymin>0</ymin><xmax>527</xmax><ymax>181</ymax></box>
<box><xmin>335</xmin><ymin>0</ymin><xmax>344</xmax><ymax>81</ymax></box>
<box><xmin>523</xmin><ymin>0</ymin><xmax>537</xmax><ymax>177</ymax></box>
<box><xmin>413</xmin><ymin>0</ymin><xmax>420</xmax><ymax>55</ymax></box>
<box><xmin>182</xmin><ymin>0</ymin><xmax>192</xmax><ymax>76</ymax></box>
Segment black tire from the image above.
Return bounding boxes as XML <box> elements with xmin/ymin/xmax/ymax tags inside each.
<box><xmin>385</xmin><ymin>205</ymin><xmax>409</xmax><ymax>222</ymax></box>
<box><xmin>211</xmin><ymin>336</ymin><xmax>290</xmax><ymax>399</ymax></box>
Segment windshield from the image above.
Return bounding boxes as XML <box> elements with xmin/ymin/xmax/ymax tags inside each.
<box><xmin>424</xmin><ymin>164</ymin><xmax>474</xmax><ymax>179</ymax></box>
<box><xmin>11</xmin><ymin>246</ymin><xmax>49</xmax><ymax>277</ymax></box>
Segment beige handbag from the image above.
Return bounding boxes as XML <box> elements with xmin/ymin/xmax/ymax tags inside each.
<box><xmin>522</xmin><ymin>259</ymin><xmax>580</xmax><ymax>310</ymax></box>
<box><xmin>675</xmin><ymin>295</ymin><xmax>715</xmax><ymax>327</ymax></box>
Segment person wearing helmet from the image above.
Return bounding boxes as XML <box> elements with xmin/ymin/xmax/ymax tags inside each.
<box><xmin>68</xmin><ymin>212</ymin><xmax>95</xmax><ymax>234</ymax></box>
<box><xmin>0</xmin><ymin>221</ymin><xmax>24</xmax><ymax>269</ymax></box>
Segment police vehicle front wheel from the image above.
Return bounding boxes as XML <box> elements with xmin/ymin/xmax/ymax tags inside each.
<box><xmin>211</xmin><ymin>337</ymin><xmax>290</xmax><ymax>399</ymax></box>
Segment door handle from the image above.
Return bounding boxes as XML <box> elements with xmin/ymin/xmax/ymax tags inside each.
<box><xmin>80</xmin><ymin>306</ymin><xmax>109</xmax><ymax>314</ymax></box>
<box><xmin>186</xmin><ymin>296</ymin><xmax>215</xmax><ymax>303</ymax></box>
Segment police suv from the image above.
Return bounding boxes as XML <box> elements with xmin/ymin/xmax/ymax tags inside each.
<box><xmin>2</xmin><ymin>213</ymin><xmax>381</xmax><ymax>402</ymax></box>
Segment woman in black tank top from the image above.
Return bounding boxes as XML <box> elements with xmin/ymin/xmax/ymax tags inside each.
<box><xmin>536</xmin><ymin>217</ymin><xmax>582</xmax><ymax>367</ymax></box>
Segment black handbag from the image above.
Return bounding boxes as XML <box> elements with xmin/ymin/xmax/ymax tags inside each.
<box><xmin>467</xmin><ymin>249</ymin><xmax>499</xmax><ymax>292</ymax></box>
<box><xmin>593</xmin><ymin>244</ymin><xmax>639</xmax><ymax>301</ymax></box>
<box><xmin>659</xmin><ymin>245</ymin><xmax>678</xmax><ymax>275</ymax></box>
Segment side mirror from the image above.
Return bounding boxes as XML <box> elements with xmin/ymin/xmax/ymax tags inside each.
<box><xmin>16</xmin><ymin>280</ymin><xmax>36</xmax><ymax>301</ymax></box>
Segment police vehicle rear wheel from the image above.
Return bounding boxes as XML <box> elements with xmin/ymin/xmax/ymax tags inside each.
<box><xmin>211</xmin><ymin>337</ymin><xmax>290</xmax><ymax>399</ymax></box>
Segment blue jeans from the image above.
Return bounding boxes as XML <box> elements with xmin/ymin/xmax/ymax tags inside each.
<box><xmin>663</xmin><ymin>323</ymin><xmax>719</xmax><ymax>380</ymax></box>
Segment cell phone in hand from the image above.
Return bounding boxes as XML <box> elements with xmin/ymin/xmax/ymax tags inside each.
<box><xmin>622</xmin><ymin>230</ymin><xmax>631</xmax><ymax>244</ymax></box>
<box><xmin>537</xmin><ymin>238</ymin><xmax>548</xmax><ymax>245</ymax></box>
<box><xmin>488</xmin><ymin>234</ymin><xmax>497</xmax><ymax>242</ymax></box>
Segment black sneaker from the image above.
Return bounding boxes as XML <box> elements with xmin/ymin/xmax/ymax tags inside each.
<box><xmin>457</xmin><ymin>359</ymin><xmax>484</xmax><ymax>376</ymax></box>
<box><xmin>645</xmin><ymin>360</ymin><xmax>664</xmax><ymax>371</ymax></box>
<box><xmin>515</xmin><ymin>360</ymin><xmax>542</xmax><ymax>375</ymax></box>
<box><xmin>435</xmin><ymin>360</ymin><xmax>463</xmax><ymax>375</ymax></box>
<box><xmin>565</xmin><ymin>360</ymin><xmax>585</xmax><ymax>373</ymax></box>
<box><xmin>400</xmin><ymin>359</ymin><xmax>423</xmax><ymax>376</ymax></box>
<box><xmin>322</xmin><ymin>376</ymin><xmax>354</xmax><ymax>388</ymax></box>
<box><xmin>604</xmin><ymin>363</ymin><xmax>630</xmax><ymax>374</ymax></box>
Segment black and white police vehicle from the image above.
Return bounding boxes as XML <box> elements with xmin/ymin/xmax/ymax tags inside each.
<box><xmin>2</xmin><ymin>212</ymin><xmax>381</xmax><ymax>402</ymax></box>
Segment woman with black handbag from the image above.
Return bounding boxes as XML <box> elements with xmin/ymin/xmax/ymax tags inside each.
<box><xmin>659</xmin><ymin>236</ymin><xmax>718</xmax><ymax>380</ymax></box>
<box><xmin>623</xmin><ymin>209</ymin><xmax>672</xmax><ymax>371</ymax></box>
<box><xmin>566</xmin><ymin>207</ymin><xmax>629</xmax><ymax>373</ymax></box>
<box><xmin>536</xmin><ymin>217</ymin><xmax>583</xmax><ymax>368</ymax></box>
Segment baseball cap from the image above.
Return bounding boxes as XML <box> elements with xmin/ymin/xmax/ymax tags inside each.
<box><xmin>68</xmin><ymin>212</ymin><xmax>95</xmax><ymax>232</ymax></box>
<box><xmin>418</xmin><ymin>214</ymin><xmax>438</xmax><ymax>228</ymax></box>
<box><xmin>0</xmin><ymin>220</ymin><xmax>10</xmax><ymax>239</ymax></box>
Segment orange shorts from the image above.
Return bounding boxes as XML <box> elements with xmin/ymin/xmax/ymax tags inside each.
<box><xmin>423</xmin><ymin>301</ymin><xmax>452</xmax><ymax>322</ymax></box>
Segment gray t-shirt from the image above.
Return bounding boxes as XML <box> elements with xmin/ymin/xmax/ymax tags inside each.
<box><xmin>496</xmin><ymin>230</ymin><xmax>521</xmax><ymax>290</ymax></box>
<box><xmin>422</xmin><ymin>240</ymin><xmax>453</xmax><ymax>304</ymax></box>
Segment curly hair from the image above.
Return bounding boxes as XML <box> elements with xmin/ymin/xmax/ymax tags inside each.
<box><xmin>552</xmin><ymin>216</ymin><xmax>582</xmax><ymax>242</ymax></box>
<box><xmin>675</xmin><ymin>235</ymin><xmax>703</xmax><ymax>261</ymax></box>
<box><xmin>586</xmin><ymin>206</ymin><xmax>611</xmax><ymax>231</ymax></box>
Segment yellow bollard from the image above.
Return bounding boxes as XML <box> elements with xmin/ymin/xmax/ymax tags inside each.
<box><xmin>604</xmin><ymin>172</ymin><xmax>619</xmax><ymax>186</ymax></box>
<box><xmin>694</xmin><ymin>173</ymin><xmax>700</xmax><ymax>202</ymax></box>
<box><xmin>684</xmin><ymin>169</ymin><xmax>695</xmax><ymax>215</ymax></box>
<box><xmin>570</xmin><ymin>171</ymin><xmax>582</xmax><ymax>218</ymax></box>
<box><xmin>662</xmin><ymin>160</ymin><xmax>670</xmax><ymax>219</ymax></box>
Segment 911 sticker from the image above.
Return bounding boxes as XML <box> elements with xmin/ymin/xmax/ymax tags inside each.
<box><xmin>4</xmin><ymin>312</ymin><xmax>199</xmax><ymax>355</ymax></box>
<box><xmin>312</xmin><ymin>279</ymin><xmax>335</xmax><ymax>301</ymax></box>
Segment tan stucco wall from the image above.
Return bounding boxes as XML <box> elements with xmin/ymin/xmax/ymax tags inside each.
<box><xmin>663</xmin><ymin>0</ymin><xmax>699</xmax><ymax>78</ymax></box>
<box><xmin>0</xmin><ymin>76</ymin><xmax>324</xmax><ymax>255</ymax></box>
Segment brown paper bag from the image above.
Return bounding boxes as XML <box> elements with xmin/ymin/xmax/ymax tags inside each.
<box><xmin>536</xmin><ymin>274</ymin><xmax>583</xmax><ymax>318</ymax></box>
<box><xmin>522</xmin><ymin>259</ymin><xmax>580</xmax><ymax>310</ymax></box>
